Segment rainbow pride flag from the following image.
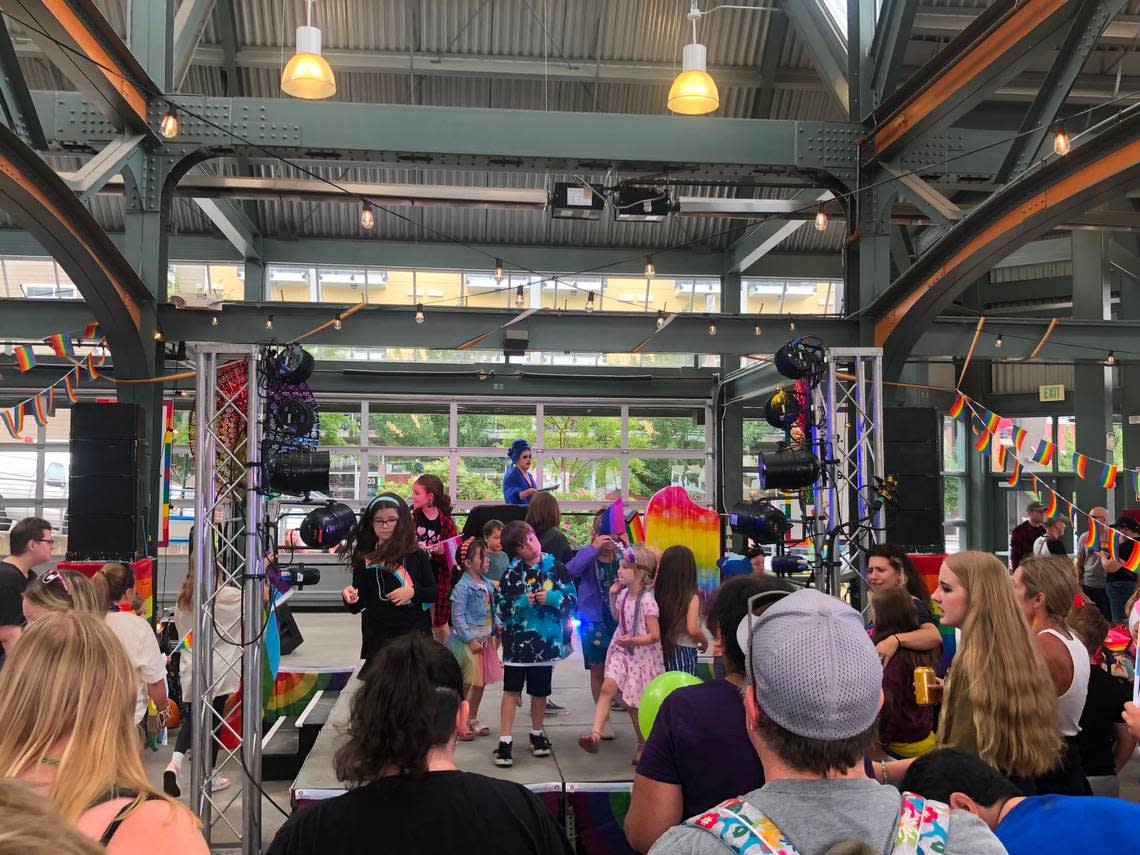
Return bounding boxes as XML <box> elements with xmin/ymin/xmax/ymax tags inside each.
<box><xmin>82</xmin><ymin>322</ymin><xmax>100</xmax><ymax>340</ymax></box>
<box><xmin>1007</xmin><ymin>462</ymin><xmax>1021</xmax><ymax>488</ymax></box>
<box><xmin>948</xmin><ymin>394</ymin><xmax>966</xmax><ymax>419</ymax></box>
<box><xmin>1014</xmin><ymin>427</ymin><xmax>1029</xmax><ymax>452</ymax></box>
<box><xmin>983</xmin><ymin>410</ymin><xmax>1001</xmax><ymax>434</ymax></box>
<box><xmin>626</xmin><ymin>511</ymin><xmax>646</xmax><ymax>545</ymax></box>
<box><xmin>46</xmin><ymin>333</ymin><xmax>74</xmax><ymax>358</ymax></box>
<box><xmin>974</xmin><ymin>428</ymin><xmax>992</xmax><ymax>453</ymax></box>
<box><xmin>1102</xmin><ymin>465</ymin><xmax>1118</xmax><ymax>490</ymax></box>
<box><xmin>1031</xmin><ymin>439</ymin><xmax>1055</xmax><ymax>467</ymax></box>
<box><xmin>1</xmin><ymin>406</ymin><xmax>23</xmax><ymax>439</ymax></box>
<box><xmin>598</xmin><ymin>498</ymin><xmax>625</xmax><ymax>537</ymax></box>
<box><xmin>30</xmin><ymin>394</ymin><xmax>48</xmax><ymax>427</ymax></box>
<box><xmin>994</xmin><ymin>442</ymin><xmax>1007</xmax><ymax>470</ymax></box>
<box><xmin>1106</xmin><ymin>531</ymin><xmax>1119</xmax><ymax>563</ymax></box>
<box><xmin>1125</xmin><ymin>541</ymin><xmax>1140</xmax><ymax>572</ymax></box>
<box><xmin>1043</xmin><ymin>492</ymin><xmax>1058</xmax><ymax>519</ymax></box>
<box><xmin>13</xmin><ymin>345</ymin><xmax>34</xmax><ymax>372</ymax></box>
<box><xmin>1134</xmin><ymin>470</ymin><xmax>1140</xmax><ymax>500</ymax></box>
<box><xmin>63</xmin><ymin>369</ymin><xmax>79</xmax><ymax>403</ymax></box>
<box><xmin>85</xmin><ymin>353</ymin><xmax>99</xmax><ymax>381</ymax></box>
<box><xmin>1084</xmin><ymin>518</ymin><xmax>1100</xmax><ymax>551</ymax></box>
<box><xmin>1073</xmin><ymin>454</ymin><xmax>1088</xmax><ymax>479</ymax></box>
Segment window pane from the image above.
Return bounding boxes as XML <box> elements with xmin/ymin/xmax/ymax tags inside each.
<box><xmin>557</xmin><ymin>277</ymin><xmax>603</xmax><ymax>312</ymax></box>
<box><xmin>1056</xmin><ymin>417</ymin><xmax>1076</xmax><ymax>472</ymax></box>
<box><xmin>318</xmin><ymin>411</ymin><xmax>362</xmax><ymax>446</ymax></box>
<box><xmin>416</xmin><ymin>271</ymin><xmax>463</xmax><ymax>306</ymax></box>
<box><xmin>465</xmin><ymin>274</ymin><xmax>509</xmax><ymax>309</ymax></box>
<box><xmin>369</xmin><ymin>455</ymin><xmax>449</xmax><ymax>499</ymax></box>
<box><xmin>646</xmin><ymin>277</ymin><xmax>693</xmax><ymax>315</ymax></box>
<box><xmin>547</xmin><ymin>456</ymin><xmax>620</xmax><ymax>501</ymax></box>
<box><xmin>206</xmin><ymin>264</ymin><xmax>245</xmax><ymax>301</ymax></box>
<box><xmin>328</xmin><ymin>452</ymin><xmax>361</xmax><ymax>500</ymax></box>
<box><xmin>673</xmin><ymin>278</ymin><xmax>721</xmax><ymax>313</ymax></box>
<box><xmin>944</xmin><ymin>475</ymin><xmax>963</xmax><ymax>521</ymax></box>
<box><xmin>267</xmin><ymin>266</ymin><xmax>314</xmax><ymax>301</ymax></box>
<box><xmin>170</xmin><ymin>451</ymin><xmax>196</xmax><ymax>504</ymax></box>
<box><xmin>457</xmin><ymin>407</ymin><xmax>535</xmax><ymax>448</ymax></box>
<box><xmin>606</xmin><ymin>277</ymin><xmax>650</xmax><ymax>311</ymax></box>
<box><xmin>5</xmin><ymin>258</ymin><xmax>61</xmax><ymax>300</ymax></box>
<box><xmin>44</xmin><ymin>407</ymin><xmax>71</xmax><ymax>443</ymax></box>
<box><xmin>992</xmin><ymin>417</ymin><xmax>1052</xmax><ymax>472</ymax></box>
<box><xmin>0</xmin><ymin>451</ymin><xmax>40</xmax><ymax>500</ymax></box>
<box><xmin>629</xmin><ymin>410</ymin><xmax>705</xmax><ymax>450</ymax></box>
<box><xmin>942</xmin><ymin>416</ymin><xmax>965</xmax><ymax>472</ymax></box>
<box><xmin>780</xmin><ymin>281</ymin><xmax>837</xmax><ymax>315</ymax></box>
<box><xmin>455</xmin><ymin>456</ymin><xmax>508</xmax><ymax>501</ymax></box>
<box><xmin>630</xmin><ymin>457</ymin><xmax>706</xmax><ymax>502</ymax></box>
<box><xmin>944</xmin><ymin>525</ymin><xmax>964</xmax><ymax>554</ymax></box>
<box><xmin>368</xmin><ymin>270</ymin><xmax>415</xmax><ymax>305</ymax></box>
<box><xmin>543</xmin><ymin>409</ymin><xmax>621</xmax><ymax>448</ymax></box>
<box><xmin>368</xmin><ymin>411</ymin><xmax>449</xmax><ymax>447</ymax></box>
<box><xmin>317</xmin><ymin>268</ymin><xmax>367</xmax><ymax>304</ymax></box>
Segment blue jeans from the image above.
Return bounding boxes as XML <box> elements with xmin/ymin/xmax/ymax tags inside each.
<box><xmin>1106</xmin><ymin>580</ymin><xmax>1135</xmax><ymax>622</ymax></box>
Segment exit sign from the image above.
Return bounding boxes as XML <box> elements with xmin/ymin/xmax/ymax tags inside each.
<box><xmin>1039</xmin><ymin>384</ymin><xmax>1065</xmax><ymax>402</ymax></box>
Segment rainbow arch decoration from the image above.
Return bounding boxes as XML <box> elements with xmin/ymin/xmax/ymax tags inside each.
<box><xmin>644</xmin><ymin>486</ymin><xmax>720</xmax><ymax>610</ymax></box>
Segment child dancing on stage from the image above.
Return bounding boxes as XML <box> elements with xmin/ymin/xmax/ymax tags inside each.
<box><xmin>494</xmin><ymin>521</ymin><xmax>577</xmax><ymax>768</ymax></box>
<box><xmin>411</xmin><ymin>473</ymin><xmax>458</xmax><ymax>643</ymax></box>
<box><xmin>579</xmin><ymin>545</ymin><xmax>663</xmax><ymax>764</ymax></box>
<box><xmin>654</xmin><ymin>545</ymin><xmax>708</xmax><ymax>675</ymax></box>
<box><xmin>447</xmin><ymin>536</ymin><xmax>502</xmax><ymax>740</ymax></box>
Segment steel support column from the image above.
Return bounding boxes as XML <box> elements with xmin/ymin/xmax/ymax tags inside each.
<box><xmin>719</xmin><ymin>269</ymin><xmax>744</xmax><ymax>550</ymax></box>
<box><xmin>1120</xmin><ymin>268</ymin><xmax>1140</xmax><ymax>488</ymax></box>
<box><xmin>959</xmin><ymin>359</ymin><xmax>995</xmax><ymax>552</ymax></box>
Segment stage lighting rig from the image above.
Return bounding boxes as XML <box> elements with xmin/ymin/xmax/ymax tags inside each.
<box><xmin>774</xmin><ymin>337</ymin><xmax>824</xmax><ymax>381</ymax></box>
<box><xmin>758</xmin><ymin>447</ymin><xmax>820</xmax><ymax>491</ymax></box>
<box><xmin>299</xmin><ymin>501</ymin><xmax>357</xmax><ymax>548</ymax></box>
<box><xmin>764</xmin><ymin>387</ymin><xmax>801</xmax><ymax>429</ymax></box>
<box><xmin>728</xmin><ymin>500</ymin><xmax>791</xmax><ymax>544</ymax></box>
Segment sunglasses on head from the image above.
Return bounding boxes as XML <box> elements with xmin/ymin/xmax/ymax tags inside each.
<box><xmin>738</xmin><ymin>589</ymin><xmax>792</xmax><ymax>691</ymax></box>
<box><xmin>40</xmin><ymin>569</ymin><xmax>71</xmax><ymax>600</ymax></box>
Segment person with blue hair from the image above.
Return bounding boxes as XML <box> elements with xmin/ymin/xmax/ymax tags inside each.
<box><xmin>502</xmin><ymin>439</ymin><xmax>538</xmax><ymax>505</ymax></box>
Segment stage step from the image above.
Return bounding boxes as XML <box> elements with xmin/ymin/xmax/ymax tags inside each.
<box><xmin>262</xmin><ymin>690</ymin><xmax>339</xmax><ymax>782</ymax></box>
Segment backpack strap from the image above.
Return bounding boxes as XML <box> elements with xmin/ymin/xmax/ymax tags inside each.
<box><xmin>684</xmin><ymin>797</ymin><xmax>801</xmax><ymax>855</ymax></box>
<box><xmin>890</xmin><ymin>792</ymin><xmax>952</xmax><ymax>855</ymax></box>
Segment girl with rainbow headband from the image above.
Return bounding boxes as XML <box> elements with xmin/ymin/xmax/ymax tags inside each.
<box><xmin>341</xmin><ymin>492</ymin><xmax>436</xmax><ymax>677</ymax></box>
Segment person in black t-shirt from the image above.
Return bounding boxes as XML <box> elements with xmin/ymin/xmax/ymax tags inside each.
<box><xmin>1068</xmin><ymin>604</ymin><xmax>1137</xmax><ymax>797</ymax></box>
<box><xmin>340</xmin><ymin>494</ymin><xmax>436</xmax><ymax>675</ymax></box>
<box><xmin>0</xmin><ymin>517</ymin><xmax>53</xmax><ymax>669</ymax></box>
<box><xmin>265</xmin><ymin>633</ymin><xmax>572</xmax><ymax>855</ymax></box>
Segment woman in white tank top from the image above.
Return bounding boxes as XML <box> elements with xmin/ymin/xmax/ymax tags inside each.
<box><xmin>1013</xmin><ymin>556</ymin><xmax>1092</xmax><ymax>794</ymax></box>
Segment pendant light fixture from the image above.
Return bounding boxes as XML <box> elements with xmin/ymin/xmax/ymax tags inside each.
<box><xmin>1053</xmin><ymin>125</ymin><xmax>1071</xmax><ymax>157</ymax></box>
<box><xmin>159</xmin><ymin>106</ymin><xmax>179</xmax><ymax>139</ymax></box>
<box><xmin>667</xmin><ymin>3</ymin><xmax>720</xmax><ymax>115</ymax></box>
<box><xmin>281</xmin><ymin>0</ymin><xmax>337</xmax><ymax>100</ymax></box>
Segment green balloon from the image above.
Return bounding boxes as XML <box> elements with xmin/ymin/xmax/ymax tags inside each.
<box><xmin>638</xmin><ymin>670</ymin><xmax>703</xmax><ymax>739</ymax></box>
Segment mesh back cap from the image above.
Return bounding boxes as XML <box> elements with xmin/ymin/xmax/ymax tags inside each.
<box><xmin>749</xmin><ymin>589</ymin><xmax>883</xmax><ymax>740</ymax></box>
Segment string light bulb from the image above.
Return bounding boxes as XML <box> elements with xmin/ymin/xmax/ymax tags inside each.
<box><xmin>656</xmin><ymin>309</ymin><xmax>666</xmax><ymax>329</ymax></box>
<box><xmin>754</xmin><ymin>321</ymin><xmax>761</xmax><ymax>336</ymax></box>
<box><xmin>159</xmin><ymin>106</ymin><xmax>179</xmax><ymax>139</ymax></box>
<box><xmin>414</xmin><ymin>303</ymin><xmax>425</xmax><ymax>324</ymax></box>
<box><xmin>814</xmin><ymin>206</ymin><xmax>828</xmax><ymax>232</ymax></box>
<box><xmin>645</xmin><ymin>256</ymin><xmax>656</xmax><ymax>278</ymax></box>
<box><xmin>333</xmin><ymin>315</ymin><xmax>342</xmax><ymax>330</ymax></box>
<box><xmin>265</xmin><ymin>314</ymin><xmax>274</xmax><ymax>331</ymax></box>
<box><xmin>995</xmin><ymin>334</ymin><xmax>1003</xmax><ymax>349</ymax></box>
<box><xmin>281</xmin><ymin>0</ymin><xmax>337</xmax><ymax>99</ymax></box>
<box><xmin>210</xmin><ymin>315</ymin><xmax>219</xmax><ymax>326</ymax></box>
<box><xmin>515</xmin><ymin>285</ymin><xmax>525</xmax><ymax>308</ymax></box>
<box><xmin>1053</xmin><ymin>126</ymin><xmax>1071</xmax><ymax>157</ymax></box>
<box><xmin>789</xmin><ymin>320</ymin><xmax>796</xmax><ymax>332</ymax></box>
<box><xmin>1105</xmin><ymin>350</ymin><xmax>1117</xmax><ymax>365</ymax></box>
<box><xmin>153</xmin><ymin>328</ymin><xmax>165</xmax><ymax>342</ymax></box>
<box><xmin>360</xmin><ymin>202</ymin><xmax>375</xmax><ymax>230</ymax></box>
<box><xmin>495</xmin><ymin>259</ymin><xmax>504</xmax><ymax>283</ymax></box>
<box><xmin>585</xmin><ymin>291</ymin><xmax>596</xmax><ymax>313</ymax></box>
<box><xmin>708</xmin><ymin>319</ymin><xmax>717</xmax><ymax>336</ymax></box>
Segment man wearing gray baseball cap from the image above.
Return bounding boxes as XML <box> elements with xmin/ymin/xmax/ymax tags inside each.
<box><xmin>649</xmin><ymin>589</ymin><xmax>1005</xmax><ymax>855</ymax></box>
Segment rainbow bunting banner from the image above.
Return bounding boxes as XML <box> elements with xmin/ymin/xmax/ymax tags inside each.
<box><xmin>1030</xmin><ymin>439</ymin><xmax>1055</xmax><ymax>467</ymax></box>
<box><xmin>1044</xmin><ymin>492</ymin><xmax>1058</xmax><ymax>519</ymax></box>
<box><xmin>30</xmin><ymin>394</ymin><xmax>48</xmax><ymax>427</ymax></box>
<box><xmin>13</xmin><ymin>345</ymin><xmax>34</xmax><ymax>372</ymax></box>
<box><xmin>948</xmin><ymin>394</ymin><xmax>966</xmax><ymax>420</ymax></box>
<box><xmin>1014</xmin><ymin>427</ymin><xmax>1029</xmax><ymax>452</ymax></box>
<box><xmin>63</xmin><ymin>369</ymin><xmax>79</xmax><ymax>403</ymax></box>
<box><xmin>1068</xmin><ymin>501</ymin><xmax>1079</xmax><ymax>526</ymax></box>
<box><xmin>1084</xmin><ymin>518</ymin><xmax>1100</xmax><ymax>551</ymax></box>
<box><xmin>46</xmin><ymin>333</ymin><xmax>74</xmax><ymax>359</ymax></box>
<box><xmin>1125</xmin><ymin>541</ymin><xmax>1140</xmax><ymax>573</ymax></box>
<box><xmin>994</xmin><ymin>442</ymin><xmax>1007</xmax><ymax>471</ymax></box>
<box><xmin>983</xmin><ymin>410</ymin><xmax>1001</xmax><ymax>434</ymax></box>
<box><xmin>85</xmin><ymin>353</ymin><xmax>99</xmax><ymax>381</ymax></box>
<box><xmin>1073</xmin><ymin>454</ymin><xmax>1088</xmax><ymax>479</ymax></box>
<box><xmin>1106</xmin><ymin>531</ymin><xmax>1119</xmax><ymax>563</ymax></box>
<box><xmin>82</xmin><ymin>323</ymin><xmax>100</xmax><ymax>340</ymax></box>
<box><xmin>45</xmin><ymin>385</ymin><xmax>54</xmax><ymax>416</ymax></box>
<box><xmin>1102</xmin><ymin>465</ymin><xmax>1118</xmax><ymax>490</ymax></box>
<box><xmin>1</xmin><ymin>405</ymin><xmax>23</xmax><ymax>438</ymax></box>
<box><xmin>973</xmin><ymin>428</ymin><xmax>992</xmax><ymax>453</ymax></box>
<box><xmin>1006</xmin><ymin>462</ymin><xmax>1021</xmax><ymax>488</ymax></box>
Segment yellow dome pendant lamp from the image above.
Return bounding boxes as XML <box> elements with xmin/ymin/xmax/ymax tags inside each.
<box><xmin>668</xmin><ymin>3</ymin><xmax>719</xmax><ymax>115</ymax></box>
<box><xmin>281</xmin><ymin>0</ymin><xmax>336</xmax><ymax>100</ymax></box>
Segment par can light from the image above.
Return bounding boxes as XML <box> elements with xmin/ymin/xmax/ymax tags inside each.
<box><xmin>267</xmin><ymin>450</ymin><xmax>331</xmax><ymax>495</ymax></box>
<box><xmin>299</xmin><ymin>501</ymin><xmax>357</xmax><ymax>548</ymax></box>
<box><xmin>758</xmin><ymin>448</ymin><xmax>820</xmax><ymax>491</ymax></box>
<box><xmin>764</xmin><ymin>388</ymin><xmax>801</xmax><ymax>429</ymax></box>
<box><xmin>728</xmin><ymin>501</ymin><xmax>791</xmax><ymax>545</ymax></box>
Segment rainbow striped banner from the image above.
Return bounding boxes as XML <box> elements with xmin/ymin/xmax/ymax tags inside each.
<box><xmin>1073</xmin><ymin>453</ymin><xmax>1088</xmax><ymax>479</ymax></box>
<box><xmin>1007</xmin><ymin>461</ymin><xmax>1021</xmax><ymax>488</ymax></box>
<box><xmin>63</xmin><ymin>369</ymin><xmax>79</xmax><ymax>403</ymax></box>
<box><xmin>948</xmin><ymin>394</ymin><xmax>966</xmax><ymax>419</ymax></box>
<box><xmin>81</xmin><ymin>322</ymin><xmax>100</xmax><ymax>340</ymax></box>
<box><xmin>1014</xmin><ymin>427</ymin><xmax>1030</xmax><ymax>452</ymax></box>
<box><xmin>1031</xmin><ymin>439</ymin><xmax>1055</xmax><ymax>467</ymax></box>
<box><xmin>994</xmin><ymin>442</ymin><xmax>1007</xmax><ymax>471</ymax></box>
<box><xmin>983</xmin><ymin>410</ymin><xmax>1001</xmax><ymax>434</ymax></box>
<box><xmin>974</xmin><ymin>428</ymin><xmax>992</xmax><ymax>453</ymax></box>
<box><xmin>1106</xmin><ymin>530</ymin><xmax>1119</xmax><ymax>563</ymax></box>
<box><xmin>46</xmin><ymin>333</ymin><xmax>74</xmax><ymax>358</ymax></box>
<box><xmin>1</xmin><ymin>405</ymin><xmax>23</xmax><ymax>438</ymax></box>
<box><xmin>85</xmin><ymin>353</ymin><xmax>99</xmax><ymax>381</ymax></box>
<box><xmin>30</xmin><ymin>394</ymin><xmax>48</xmax><ymax>427</ymax></box>
<box><xmin>1125</xmin><ymin>541</ymin><xmax>1140</xmax><ymax>572</ymax></box>
<box><xmin>1084</xmin><ymin>518</ymin><xmax>1101</xmax><ymax>551</ymax></box>
<box><xmin>1102</xmin><ymin>465</ymin><xmax>1118</xmax><ymax>490</ymax></box>
<box><xmin>1043</xmin><ymin>491</ymin><xmax>1058</xmax><ymax>519</ymax></box>
<box><xmin>13</xmin><ymin>344</ymin><xmax>34</xmax><ymax>372</ymax></box>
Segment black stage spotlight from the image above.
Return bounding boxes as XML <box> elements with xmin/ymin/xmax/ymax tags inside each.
<box><xmin>758</xmin><ymin>447</ymin><xmax>820</xmax><ymax>491</ymax></box>
<box><xmin>299</xmin><ymin>501</ymin><xmax>357</xmax><ymax>548</ymax></box>
<box><xmin>270</xmin><ymin>344</ymin><xmax>315</xmax><ymax>385</ymax></box>
<box><xmin>728</xmin><ymin>500</ymin><xmax>791</xmax><ymax>544</ymax></box>
<box><xmin>774</xmin><ymin>337</ymin><xmax>822</xmax><ymax>380</ymax></box>
<box><xmin>266</xmin><ymin>450</ymin><xmax>330</xmax><ymax>495</ymax></box>
<box><xmin>269</xmin><ymin>397</ymin><xmax>316</xmax><ymax>438</ymax></box>
<box><xmin>764</xmin><ymin>388</ymin><xmax>801</xmax><ymax>429</ymax></box>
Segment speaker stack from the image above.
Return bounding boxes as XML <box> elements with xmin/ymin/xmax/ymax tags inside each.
<box><xmin>883</xmin><ymin>407</ymin><xmax>945</xmax><ymax>553</ymax></box>
<box><xmin>66</xmin><ymin>402</ymin><xmax>142</xmax><ymax>561</ymax></box>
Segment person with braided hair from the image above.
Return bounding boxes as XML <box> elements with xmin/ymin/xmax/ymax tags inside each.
<box><xmin>446</xmin><ymin>536</ymin><xmax>503</xmax><ymax>740</ymax></box>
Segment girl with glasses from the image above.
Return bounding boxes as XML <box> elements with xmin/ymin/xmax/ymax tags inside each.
<box><xmin>502</xmin><ymin>439</ymin><xmax>538</xmax><ymax>505</ymax></box>
<box><xmin>340</xmin><ymin>493</ymin><xmax>436</xmax><ymax>677</ymax></box>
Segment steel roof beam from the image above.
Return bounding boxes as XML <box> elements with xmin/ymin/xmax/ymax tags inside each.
<box><xmin>63</xmin><ymin>133</ymin><xmax>144</xmax><ymax>202</ymax></box>
<box><xmin>0</xmin><ymin>18</ymin><xmax>45</xmax><ymax>148</ymax></box>
<box><xmin>173</xmin><ymin>0</ymin><xmax>216</xmax><ymax>91</ymax></box>
<box><xmin>870</xmin><ymin>0</ymin><xmax>919</xmax><ymax>101</ymax></box>
<box><xmin>783</xmin><ymin>0</ymin><xmax>849</xmax><ymax>112</ymax></box>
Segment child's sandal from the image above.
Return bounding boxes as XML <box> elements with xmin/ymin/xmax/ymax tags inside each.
<box><xmin>578</xmin><ymin>731</ymin><xmax>602</xmax><ymax>754</ymax></box>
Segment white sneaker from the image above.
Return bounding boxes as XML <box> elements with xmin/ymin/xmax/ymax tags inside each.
<box><xmin>210</xmin><ymin>775</ymin><xmax>231</xmax><ymax>793</ymax></box>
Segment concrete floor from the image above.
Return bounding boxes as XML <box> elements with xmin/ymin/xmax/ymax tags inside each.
<box><xmin>146</xmin><ymin>611</ymin><xmax>1140</xmax><ymax>853</ymax></box>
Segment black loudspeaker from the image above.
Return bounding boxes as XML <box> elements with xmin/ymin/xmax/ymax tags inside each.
<box><xmin>274</xmin><ymin>600</ymin><xmax>304</xmax><ymax>656</ymax></box>
<box><xmin>461</xmin><ymin>503</ymin><xmax>529</xmax><ymax>539</ymax></box>
<box><xmin>67</xmin><ymin>403</ymin><xmax>142</xmax><ymax>561</ymax></box>
<box><xmin>883</xmin><ymin>408</ymin><xmax>945</xmax><ymax>553</ymax></box>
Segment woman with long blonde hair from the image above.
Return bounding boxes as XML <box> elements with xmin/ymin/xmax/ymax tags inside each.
<box><xmin>932</xmin><ymin>551</ymin><xmax>1063</xmax><ymax>788</ymax></box>
<box><xmin>0</xmin><ymin>611</ymin><xmax>206</xmax><ymax>853</ymax></box>
<box><xmin>21</xmin><ymin>569</ymin><xmax>102</xmax><ymax>620</ymax></box>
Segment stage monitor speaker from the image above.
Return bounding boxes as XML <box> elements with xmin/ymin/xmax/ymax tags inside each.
<box><xmin>66</xmin><ymin>403</ymin><xmax>142</xmax><ymax>561</ymax></box>
<box><xmin>461</xmin><ymin>504</ymin><xmax>529</xmax><ymax>539</ymax></box>
<box><xmin>884</xmin><ymin>408</ymin><xmax>944</xmax><ymax>553</ymax></box>
<box><xmin>274</xmin><ymin>601</ymin><xmax>304</xmax><ymax>656</ymax></box>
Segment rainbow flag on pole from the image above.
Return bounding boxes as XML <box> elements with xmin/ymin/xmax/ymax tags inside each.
<box><xmin>983</xmin><ymin>410</ymin><xmax>1001</xmax><ymax>434</ymax></box>
<box><xmin>1102</xmin><ymin>465</ymin><xmax>1118</xmax><ymax>490</ymax></box>
<box><xmin>974</xmin><ymin>428</ymin><xmax>992</xmax><ymax>453</ymax></box>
